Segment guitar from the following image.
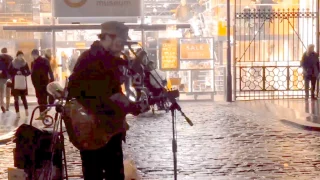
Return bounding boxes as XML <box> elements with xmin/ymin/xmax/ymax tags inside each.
<box><xmin>63</xmin><ymin>92</ymin><xmax>148</xmax><ymax>151</ymax></box>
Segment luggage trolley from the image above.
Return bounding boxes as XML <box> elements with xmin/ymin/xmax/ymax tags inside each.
<box><xmin>13</xmin><ymin>80</ymin><xmax>70</xmax><ymax>180</ymax></box>
<box><xmin>28</xmin><ymin>97</ymin><xmax>69</xmax><ymax>180</ymax></box>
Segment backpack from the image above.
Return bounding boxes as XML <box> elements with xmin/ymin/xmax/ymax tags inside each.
<box><xmin>0</xmin><ymin>56</ymin><xmax>8</xmax><ymax>79</ymax></box>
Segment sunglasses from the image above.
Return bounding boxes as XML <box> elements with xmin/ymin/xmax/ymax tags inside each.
<box><xmin>99</xmin><ymin>33</ymin><xmax>117</xmax><ymax>40</ymax></box>
<box><xmin>101</xmin><ymin>32</ymin><xmax>127</xmax><ymax>40</ymax></box>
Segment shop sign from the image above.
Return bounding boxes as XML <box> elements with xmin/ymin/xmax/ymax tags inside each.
<box><xmin>160</xmin><ymin>39</ymin><xmax>179</xmax><ymax>70</ymax></box>
<box><xmin>180</xmin><ymin>43</ymin><xmax>211</xmax><ymax>60</ymax></box>
<box><xmin>53</xmin><ymin>0</ymin><xmax>141</xmax><ymax>17</ymax></box>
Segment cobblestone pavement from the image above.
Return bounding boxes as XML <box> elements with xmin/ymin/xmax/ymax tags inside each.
<box><xmin>2</xmin><ymin>102</ymin><xmax>320</xmax><ymax>179</ymax></box>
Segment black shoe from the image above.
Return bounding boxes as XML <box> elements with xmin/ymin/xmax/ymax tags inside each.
<box><xmin>1</xmin><ymin>106</ymin><xmax>5</xmax><ymax>113</ymax></box>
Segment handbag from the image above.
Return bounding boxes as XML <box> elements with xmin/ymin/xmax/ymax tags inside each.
<box><xmin>14</xmin><ymin>75</ymin><xmax>27</xmax><ymax>90</ymax></box>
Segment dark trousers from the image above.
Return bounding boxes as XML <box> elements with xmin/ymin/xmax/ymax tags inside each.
<box><xmin>305</xmin><ymin>76</ymin><xmax>317</xmax><ymax>98</ymax></box>
<box><xmin>80</xmin><ymin>133</ymin><xmax>125</xmax><ymax>180</ymax></box>
<box><xmin>35</xmin><ymin>87</ymin><xmax>49</xmax><ymax>113</ymax></box>
<box><xmin>48</xmin><ymin>94</ymin><xmax>55</xmax><ymax>104</ymax></box>
<box><xmin>14</xmin><ymin>95</ymin><xmax>28</xmax><ymax>112</ymax></box>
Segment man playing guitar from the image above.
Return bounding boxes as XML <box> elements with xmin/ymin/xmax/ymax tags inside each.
<box><xmin>67</xmin><ymin>21</ymin><xmax>142</xmax><ymax>180</ymax></box>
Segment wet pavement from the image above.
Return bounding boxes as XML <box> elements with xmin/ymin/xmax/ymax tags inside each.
<box><xmin>0</xmin><ymin>105</ymin><xmax>39</xmax><ymax>136</ymax></box>
<box><xmin>239</xmin><ymin>99</ymin><xmax>320</xmax><ymax>130</ymax></box>
<box><xmin>0</xmin><ymin>104</ymin><xmax>49</xmax><ymax>136</ymax></box>
<box><xmin>1</xmin><ymin>102</ymin><xmax>320</xmax><ymax>179</ymax></box>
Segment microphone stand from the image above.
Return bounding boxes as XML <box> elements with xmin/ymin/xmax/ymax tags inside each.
<box><xmin>126</xmin><ymin>44</ymin><xmax>194</xmax><ymax>180</ymax></box>
<box><xmin>169</xmin><ymin>100</ymin><xmax>193</xmax><ymax>180</ymax></box>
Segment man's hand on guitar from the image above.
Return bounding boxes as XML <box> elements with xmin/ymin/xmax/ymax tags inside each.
<box><xmin>128</xmin><ymin>102</ymin><xmax>142</xmax><ymax>116</ymax></box>
<box><xmin>130</xmin><ymin>105</ymin><xmax>141</xmax><ymax>116</ymax></box>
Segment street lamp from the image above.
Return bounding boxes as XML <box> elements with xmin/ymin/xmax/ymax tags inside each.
<box><xmin>226</xmin><ymin>0</ymin><xmax>232</xmax><ymax>102</ymax></box>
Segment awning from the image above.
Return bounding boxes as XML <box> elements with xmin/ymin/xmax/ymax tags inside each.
<box><xmin>2</xmin><ymin>23</ymin><xmax>190</xmax><ymax>32</ymax></box>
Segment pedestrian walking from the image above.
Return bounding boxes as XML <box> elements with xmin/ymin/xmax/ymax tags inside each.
<box><xmin>0</xmin><ymin>48</ymin><xmax>13</xmax><ymax>112</ymax></box>
<box><xmin>8</xmin><ymin>51</ymin><xmax>30</xmax><ymax>118</ymax></box>
<box><xmin>68</xmin><ymin>50</ymin><xmax>80</xmax><ymax>73</ymax></box>
<box><xmin>301</xmin><ymin>44</ymin><xmax>320</xmax><ymax>100</ymax></box>
<box><xmin>44</xmin><ymin>49</ymin><xmax>56</xmax><ymax>105</ymax></box>
<box><xmin>44</xmin><ymin>48</ymin><xmax>58</xmax><ymax>80</ymax></box>
<box><xmin>67</xmin><ymin>21</ymin><xmax>141</xmax><ymax>180</ymax></box>
<box><xmin>31</xmin><ymin>49</ymin><xmax>54</xmax><ymax>120</ymax></box>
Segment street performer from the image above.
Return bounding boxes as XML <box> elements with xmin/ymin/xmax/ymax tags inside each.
<box><xmin>67</xmin><ymin>21</ymin><xmax>141</xmax><ymax>180</ymax></box>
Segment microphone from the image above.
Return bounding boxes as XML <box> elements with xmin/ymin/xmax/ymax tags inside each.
<box><xmin>124</xmin><ymin>41</ymin><xmax>140</xmax><ymax>46</ymax></box>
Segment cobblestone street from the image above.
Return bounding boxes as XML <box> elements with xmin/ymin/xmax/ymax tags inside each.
<box><xmin>1</xmin><ymin>102</ymin><xmax>320</xmax><ymax>179</ymax></box>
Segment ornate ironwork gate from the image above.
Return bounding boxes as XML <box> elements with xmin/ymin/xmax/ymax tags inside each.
<box><xmin>235</xmin><ymin>8</ymin><xmax>317</xmax><ymax>100</ymax></box>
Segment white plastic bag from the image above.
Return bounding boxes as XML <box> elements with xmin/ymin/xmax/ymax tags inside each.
<box><xmin>124</xmin><ymin>159</ymin><xmax>140</xmax><ymax>180</ymax></box>
<box><xmin>14</xmin><ymin>75</ymin><xmax>26</xmax><ymax>90</ymax></box>
<box><xmin>47</xmin><ymin>81</ymin><xmax>64</xmax><ymax>98</ymax></box>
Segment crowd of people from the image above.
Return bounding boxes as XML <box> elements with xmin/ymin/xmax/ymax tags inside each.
<box><xmin>0</xmin><ymin>47</ymin><xmax>55</xmax><ymax>119</ymax></box>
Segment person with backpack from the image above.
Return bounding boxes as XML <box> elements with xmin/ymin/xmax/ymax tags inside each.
<box><xmin>301</xmin><ymin>44</ymin><xmax>320</xmax><ymax>100</ymax></box>
<box><xmin>0</xmin><ymin>48</ymin><xmax>13</xmax><ymax>112</ymax></box>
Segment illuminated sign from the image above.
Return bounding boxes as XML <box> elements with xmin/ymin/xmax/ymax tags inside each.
<box><xmin>54</xmin><ymin>0</ymin><xmax>141</xmax><ymax>17</ymax></box>
<box><xmin>180</xmin><ymin>43</ymin><xmax>212</xmax><ymax>60</ymax></box>
<box><xmin>64</xmin><ymin>0</ymin><xmax>87</xmax><ymax>8</ymax></box>
<box><xmin>160</xmin><ymin>39</ymin><xmax>179</xmax><ymax>70</ymax></box>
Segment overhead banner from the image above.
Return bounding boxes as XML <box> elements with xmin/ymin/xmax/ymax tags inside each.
<box><xmin>53</xmin><ymin>0</ymin><xmax>141</xmax><ymax>17</ymax></box>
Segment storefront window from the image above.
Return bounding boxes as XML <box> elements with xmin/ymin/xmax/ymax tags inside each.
<box><xmin>180</xmin><ymin>60</ymin><xmax>213</xmax><ymax>70</ymax></box>
<box><xmin>168</xmin><ymin>71</ymin><xmax>191</xmax><ymax>93</ymax></box>
<box><xmin>191</xmin><ymin>70</ymin><xmax>214</xmax><ymax>92</ymax></box>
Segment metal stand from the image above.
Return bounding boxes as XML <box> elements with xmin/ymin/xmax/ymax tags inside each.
<box><xmin>169</xmin><ymin>102</ymin><xmax>193</xmax><ymax>180</ymax></box>
<box><xmin>170</xmin><ymin>103</ymin><xmax>178</xmax><ymax>180</ymax></box>
<box><xmin>29</xmin><ymin>104</ymin><xmax>69</xmax><ymax>180</ymax></box>
<box><xmin>226</xmin><ymin>0</ymin><xmax>232</xmax><ymax>102</ymax></box>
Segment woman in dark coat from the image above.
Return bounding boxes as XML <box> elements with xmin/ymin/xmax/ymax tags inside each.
<box><xmin>8</xmin><ymin>51</ymin><xmax>31</xmax><ymax>118</ymax></box>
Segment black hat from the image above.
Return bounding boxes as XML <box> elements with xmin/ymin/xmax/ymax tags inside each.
<box><xmin>100</xmin><ymin>21</ymin><xmax>129</xmax><ymax>41</ymax></box>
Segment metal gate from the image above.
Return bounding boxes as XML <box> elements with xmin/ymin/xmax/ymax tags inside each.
<box><xmin>235</xmin><ymin>8</ymin><xmax>317</xmax><ymax>100</ymax></box>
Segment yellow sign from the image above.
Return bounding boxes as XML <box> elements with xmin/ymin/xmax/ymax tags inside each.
<box><xmin>64</xmin><ymin>0</ymin><xmax>87</xmax><ymax>8</ymax></box>
<box><xmin>180</xmin><ymin>43</ymin><xmax>211</xmax><ymax>60</ymax></box>
<box><xmin>218</xmin><ymin>20</ymin><xmax>227</xmax><ymax>36</ymax></box>
<box><xmin>161</xmin><ymin>39</ymin><xmax>179</xmax><ymax>70</ymax></box>
<box><xmin>75</xmin><ymin>42</ymin><xmax>86</xmax><ymax>48</ymax></box>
